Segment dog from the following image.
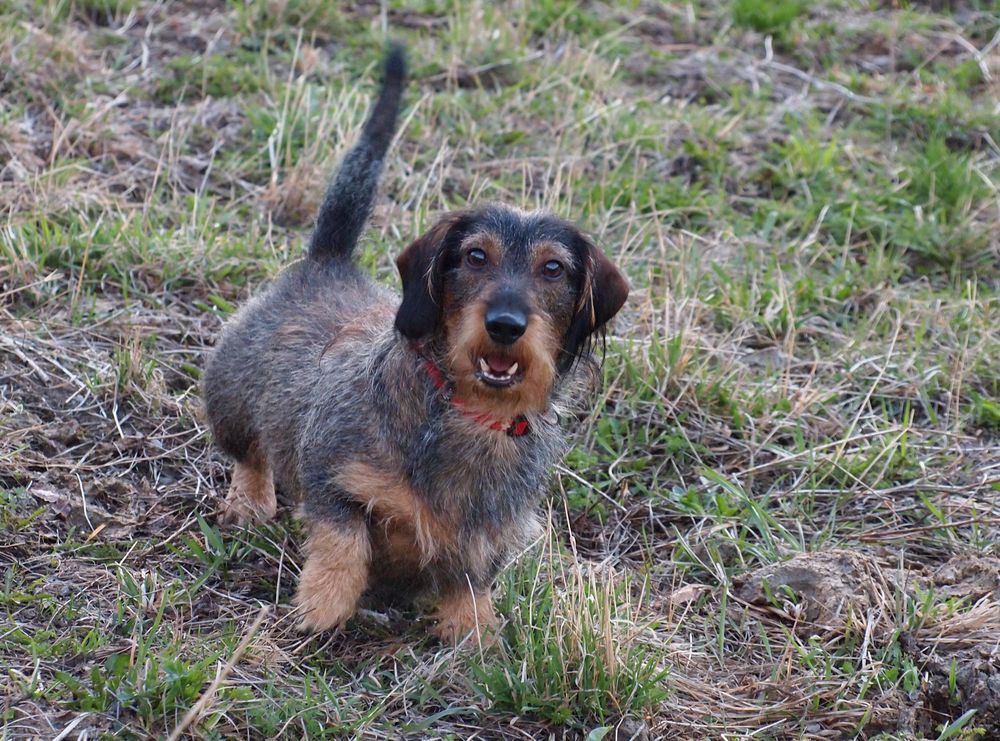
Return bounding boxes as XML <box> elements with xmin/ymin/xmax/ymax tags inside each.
<box><xmin>202</xmin><ymin>45</ymin><xmax>628</xmax><ymax>643</ymax></box>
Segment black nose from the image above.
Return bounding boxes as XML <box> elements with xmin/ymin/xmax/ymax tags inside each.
<box><xmin>485</xmin><ymin>308</ymin><xmax>527</xmax><ymax>345</ymax></box>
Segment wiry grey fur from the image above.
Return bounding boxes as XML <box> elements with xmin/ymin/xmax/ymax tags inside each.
<box><xmin>309</xmin><ymin>43</ymin><xmax>406</xmax><ymax>262</ymax></box>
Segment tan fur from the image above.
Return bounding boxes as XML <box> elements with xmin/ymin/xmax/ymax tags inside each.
<box><xmin>218</xmin><ymin>448</ymin><xmax>277</xmax><ymax>527</ymax></box>
<box><xmin>294</xmin><ymin>521</ymin><xmax>371</xmax><ymax>632</ymax></box>
<box><xmin>531</xmin><ymin>240</ymin><xmax>575</xmax><ymax>269</ymax></box>
<box><xmin>446</xmin><ymin>301</ymin><xmax>558</xmax><ymax>418</ymax></box>
<box><xmin>370</xmin><ymin>516</ymin><xmax>425</xmax><ymax>576</ymax></box>
<box><xmin>337</xmin><ymin>463</ymin><xmax>502</xmax><ymax>585</ymax></box>
<box><xmin>432</xmin><ymin>585</ymin><xmax>498</xmax><ymax>644</ymax></box>
<box><xmin>459</xmin><ymin>231</ymin><xmax>502</xmax><ymax>263</ymax></box>
<box><xmin>336</xmin><ymin>462</ymin><xmax>456</xmax><ymax>565</ymax></box>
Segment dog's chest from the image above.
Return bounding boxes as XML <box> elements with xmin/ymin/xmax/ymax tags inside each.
<box><xmin>410</xmin><ymin>418</ymin><xmax>564</xmax><ymax>518</ymax></box>
<box><xmin>369</xmin><ymin>513</ymin><xmax>425</xmax><ymax>575</ymax></box>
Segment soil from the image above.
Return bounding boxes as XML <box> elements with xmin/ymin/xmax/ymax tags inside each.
<box><xmin>735</xmin><ymin>549</ymin><xmax>1000</xmax><ymax>737</ymax></box>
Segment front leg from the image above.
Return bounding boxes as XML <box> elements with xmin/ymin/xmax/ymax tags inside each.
<box><xmin>432</xmin><ymin>583</ymin><xmax>498</xmax><ymax>644</ymax></box>
<box><xmin>294</xmin><ymin>518</ymin><xmax>371</xmax><ymax>633</ymax></box>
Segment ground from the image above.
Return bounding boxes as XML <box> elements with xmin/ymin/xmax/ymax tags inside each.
<box><xmin>1</xmin><ymin>0</ymin><xmax>999</xmax><ymax>739</ymax></box>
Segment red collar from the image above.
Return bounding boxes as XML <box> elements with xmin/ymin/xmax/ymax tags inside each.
<box><xmin>422</xmin><ymin>357</ymin><xmax>531</xmax><ymax>437</ymax></box>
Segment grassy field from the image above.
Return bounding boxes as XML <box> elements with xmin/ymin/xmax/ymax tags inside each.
<box><xmin>2</xmin><ymin>0</ymin><xmax>999</xmax><ymax>738</ymax></box>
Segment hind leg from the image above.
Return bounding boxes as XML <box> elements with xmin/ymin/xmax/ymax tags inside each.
<box><xmin>218</xmin><ymin>444</ymin><xmax>277</xmax><ymax>527</ymax></box>
<box><xmin>203</xmin><ymin>338</ymin><xmax>277</xmax><ymax>527</ymax></box>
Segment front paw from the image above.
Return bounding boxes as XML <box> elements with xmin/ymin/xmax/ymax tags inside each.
<box><xmin>294</xmin><ymin>524</ymin><xmax>370</xmax><ymax>633</ymax></box>
<box><xmin>294</xmin><ymin>581</ymin><xmax>360</xmax><ymax>633</ymax></box>
<box><xmin>432</xmin><ymin>590</ymin><xmax>498</xmax><ymax>644</ymax></box>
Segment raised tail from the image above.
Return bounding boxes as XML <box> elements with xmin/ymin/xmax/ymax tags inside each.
<box><xmin>308</xmin><ymin>44</ymin><xmax>406</xmax><ymax>262</ymax></box>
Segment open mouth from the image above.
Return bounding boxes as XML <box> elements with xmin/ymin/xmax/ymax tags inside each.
<box><xmin>475</xmin><ymin>354</ymin><xmax>523</xmax><ymax>388</ymax></box>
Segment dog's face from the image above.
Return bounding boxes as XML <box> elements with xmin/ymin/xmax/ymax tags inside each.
<box><xmin>395</xmin><ymin>206</ymin><xmax>629</xmax><ymax>416</ymax></box>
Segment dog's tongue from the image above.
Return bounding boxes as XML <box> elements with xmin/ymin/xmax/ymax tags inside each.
<box><xmin>486</xmin><ymin>354</ymin><xmax>515</xmax><ymax>373</ymax></box>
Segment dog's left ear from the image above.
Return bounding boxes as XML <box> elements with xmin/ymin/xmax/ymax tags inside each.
<box><xmin>561</xmin><ymin>236</ymin><xmax>629</xmax><ymax>370</ymax></box>
<box><xmin>395</xmin><ymin>212</ymin><xmax>468</xmax><ymax>340</ymax></box>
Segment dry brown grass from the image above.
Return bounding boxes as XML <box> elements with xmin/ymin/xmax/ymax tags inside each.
<box><xmin>2</xmin><ymin>0</ymin><xmax>999</xmax><ymax>738</ymax></box>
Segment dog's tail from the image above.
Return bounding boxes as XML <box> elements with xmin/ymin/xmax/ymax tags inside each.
<box><xmin>308</xmin><ymin>44</ymin><xmax>406</xmax><ymax>262</ymax></box>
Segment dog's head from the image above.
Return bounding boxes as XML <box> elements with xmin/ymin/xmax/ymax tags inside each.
<box><xmin>395</xmin><ymin>205</ymin><xmax>628</xmax><ymax>416</ymax></box>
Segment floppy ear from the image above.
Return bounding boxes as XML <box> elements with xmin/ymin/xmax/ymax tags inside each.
<box><xmin>394</xmin><ymin>213</ymin><xmax>467</xmax><ymax>340</ymax></box>
<box><xmin>561</xmin><ymin>238</ymin><xmax>629</xmax><ymax>370</ymax></box>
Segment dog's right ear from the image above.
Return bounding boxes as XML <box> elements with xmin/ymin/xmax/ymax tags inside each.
<box><xmin>395</xmin><ymin>212</ymin><xmax>468</xmax><ymax>340</ymax></box>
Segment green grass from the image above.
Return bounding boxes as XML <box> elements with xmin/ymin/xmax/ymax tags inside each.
<box><xmin>731</xmin><ymin>0</ymin><xmax>810</xmax><ymax>40</ymax></box>
<box><xmin>475</xmin><ymin>538</ymin><xmax>667</xmax><ymax>728</ymax></box>
<box><xmin>155</xmin><ymin>52</ymin><xmax>268</xmax><ymax>103</ymax></box>
<box><xmin>1</xmin><ymin>0</ymin><xmax>999</xmax><ymax>738</ymax></box>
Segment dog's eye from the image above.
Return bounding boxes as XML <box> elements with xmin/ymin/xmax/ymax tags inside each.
<box><xmin>541</xmin><ymin>260</ymin><xmax>564</xmax><ymax>280</ymax></box>
<box><xmin>465</xmin><ymin>248</ymin><xmax>488</xmax><ymax>269</ymax></box>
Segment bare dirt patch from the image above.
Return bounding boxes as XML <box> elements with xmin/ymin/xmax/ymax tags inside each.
<box><xmin>736</xmin><ymin>549</ymin><xmax>1000</xmax><ymax>737</ymax></box>
<box><xmin>3</xmin><ymin>0</ymin><xmax>999</xmax><ymax>738</ymax></box>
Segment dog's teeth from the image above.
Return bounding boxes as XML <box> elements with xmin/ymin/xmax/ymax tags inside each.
<box><xmin>508</xmin><ymin>362</ymin><xmax>518</xmax><ymax>375</ymax></box>
<box><xmin>479</xmin><ymin>358</ymin><xmax>489</xmax><ymax>373</ymax></box>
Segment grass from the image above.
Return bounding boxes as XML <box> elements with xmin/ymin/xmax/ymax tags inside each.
<box><xmin>731</xmin><ymin>0</ymin><xmax>810</xmax><ymax>47</ymax></box>
<box><xmin>2</xmin><ymin>0</ymin><xmax>999</xmax><ymax>738</ymax></box>
<box><xmin>475</xmin><ymin>530</ymin><xmax>668</xmax><ymax>729</ymax></box>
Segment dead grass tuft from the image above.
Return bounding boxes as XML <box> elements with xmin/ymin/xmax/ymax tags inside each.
<box><xmin>2</xmin><ymin>0</ymin><xmax>999</xmax><ymax>738</ymax></box>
